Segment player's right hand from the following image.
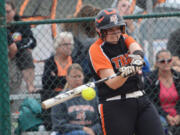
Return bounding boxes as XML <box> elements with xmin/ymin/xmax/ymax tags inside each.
<box><xmin>119</xmin><ymin>66</ymin><xmax>136</xmax><ymax>78</ymax></box>
<box><xmin>129</xmin><ymin>54</ymin><xmax>145</xmax><ymax>70</ymax></box>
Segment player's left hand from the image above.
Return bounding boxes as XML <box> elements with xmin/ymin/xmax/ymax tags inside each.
<box><xmin>129</xmin><ymin>54</ymin><xmax>145</xmax><ymax>71</ymax></box>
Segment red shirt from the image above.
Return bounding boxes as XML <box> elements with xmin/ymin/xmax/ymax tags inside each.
<box><xmin>159</xmin><ymin>82</ymin><xmax>179</xmax><ymax>116</ymax></box>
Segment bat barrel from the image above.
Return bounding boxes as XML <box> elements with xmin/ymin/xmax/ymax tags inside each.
<box><xmin>41</xmin><ymin>83</ymin><xmax>96</xmax><ymax>109</ymax></box>
<box><xmin>42</xmin><ymin>98</ymin><xmax>58</xmax><ymax>109</ymax></box>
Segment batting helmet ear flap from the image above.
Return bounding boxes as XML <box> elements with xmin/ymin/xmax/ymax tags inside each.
<box><xmin>120</xmin><ymin>25</ymin><xmax>126</xmax><ymax>34</ymax></box>
<box><xmin>96</xmin><ymin>29</ymin><xmax>106</xmax><ymax>40</ymax></box>
<box><xmin>96</xmin><ymin>28</ymin><xmax>102</xmax><ymax>38</ymax></box>
<box><xmin>97</xmin><ymin>31</ymin><xmax>102</xmax><ymax>38</ymax></box>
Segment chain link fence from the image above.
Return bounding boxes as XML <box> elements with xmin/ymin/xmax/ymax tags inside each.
<box><xmin>1</xmin><ymin>0</ymin><xmax>180</xmax><ymax>135</ymax></box>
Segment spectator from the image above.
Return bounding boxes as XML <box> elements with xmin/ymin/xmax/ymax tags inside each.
<box><xmin>42</xmin><ymin>31</ymin><xmax>74</xmax><ymax>100</ymax></box>
<box><xmin>167</xmin><ymin>28</ymin><xmax>180</xmax><ymax>72</ymax></box>
<box><xmin>51</xmin><ymin>63</ymin><xmax>102</xmax><ymax>135</ymax></box>
<box><xmin>41</xmin><ymin>31</ymin><xmax>74</xmax><ymax>130</ymax></box>
<box><xmin>6</xmin><ymin>1</ymin><xmax>37</xmax><ymax>93</ymax></box>
<box><xmin>62</xmin><ymin>4</ymin><xmax>101</xmax><ymax>83</ymax></box>
<box><xmin>144</xmin><ymin>49</ymin><xmax>180</xmax><ymax>135</ymax></box>
<box><xmin>116</xmin><ymin>0</ymin><xmax>135</xmax><ymax>35</ymax></box>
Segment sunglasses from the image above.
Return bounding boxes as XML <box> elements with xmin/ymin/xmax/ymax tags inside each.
<box><xmin>157</xmin><ymin>58</ymin><xmax>172</xmax><ymax>64</ymax></box>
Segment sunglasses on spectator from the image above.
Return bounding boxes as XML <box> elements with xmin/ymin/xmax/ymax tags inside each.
<box><xmin>157</xmin><ymin>58</ymin><xmax>172</xmax><ymax>64</ymax></box>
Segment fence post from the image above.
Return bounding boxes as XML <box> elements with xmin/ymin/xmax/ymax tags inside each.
<box><xmin>0</xmin><ymin>0</ymin><xmax>11</xmax><ymax>135</ymax></box>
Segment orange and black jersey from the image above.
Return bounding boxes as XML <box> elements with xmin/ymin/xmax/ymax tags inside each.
<box><xmin>88</xmin><ymin>34</ymin><xmax>143</xmax><ymax>102</ymax></box>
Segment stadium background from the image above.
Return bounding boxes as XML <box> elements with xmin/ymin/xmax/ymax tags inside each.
<box><xmin>0</xmin><ymin>0</ymin><xmax>180</xmax><ymax>134</ymax></box>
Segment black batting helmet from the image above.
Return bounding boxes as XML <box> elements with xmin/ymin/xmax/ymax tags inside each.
<box><xmin>95</xmin><ymin>8</ymin><xmax>126</xmax><ymax>33</ymax></box>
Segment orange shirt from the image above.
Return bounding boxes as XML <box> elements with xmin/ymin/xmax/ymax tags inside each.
<box><xmin>54</xmin><ymin>56</ymin><xmax>72</xmax><ymax>91</ymax></box>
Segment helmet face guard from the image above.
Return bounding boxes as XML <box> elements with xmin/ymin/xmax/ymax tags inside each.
<box><xmin>95</xmin><ymin>8</ymin><xmax>126</xmax><ymax>37</ymax></box>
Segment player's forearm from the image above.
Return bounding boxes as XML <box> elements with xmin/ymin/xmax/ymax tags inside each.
<box><xmin>105</xmin><ymin>76</ymin><xmax>128</xmax><ymax>90</ymax></box>
<box><xmin>129</xmin><ymin>42</ymin><xmax>143</xmax><ymax>54</ymax></box>
<box><xmin>99</xmin><ymin>68</ymin><xmax>128</xmax><ymax>90</ymax></box>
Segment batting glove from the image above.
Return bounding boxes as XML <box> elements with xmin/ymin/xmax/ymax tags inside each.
<box><xmin>129</xmin><ymin>54</ymin><xmax>145</xmax><ymax>71</ymax></box>
<box><xmin>119</xmin><ymin>66</ymin><xmax>136</xmax><ymax>78</ymax></box>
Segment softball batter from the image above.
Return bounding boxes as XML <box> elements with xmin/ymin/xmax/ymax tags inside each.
<box><xmin>88</xmin><ymin>8</ymin><xmax>165</xmax><ymax>135</ymax></box>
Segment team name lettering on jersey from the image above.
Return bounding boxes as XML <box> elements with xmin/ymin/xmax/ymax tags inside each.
<box><xmin>111</xmin><ymin>53</ymin><xmax>131</xmax><ymax>69</ymax></box>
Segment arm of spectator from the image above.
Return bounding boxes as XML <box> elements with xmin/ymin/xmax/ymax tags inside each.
<box><xmin>83</xmin><ymin>127</ymin><xmax>95</xmax><ymax>135</ymax></box>
<box><xmin>172</xmin><ymin>56</ymin><xmax>180</xmax><ymax>72</ymax></box>
<box><xmin>15</xmin><ymin>25</ymin><xmax>37</xmax><ymax>50</ymax></box>
<box><xmin>8</xmin><ymin>42</ymin><xmax>18</xmax><ymax>59</ymax></box>
<box><xmin>51</xmin><ymin>103</ymin><xmax>83</xmax><ymax>133</ymax></box>
<box><xmin>7</xmin><ymin>31</ymin><xmax>18</xmax><ymax>59</ymax></box>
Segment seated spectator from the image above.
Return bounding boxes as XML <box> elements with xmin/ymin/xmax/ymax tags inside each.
<box><xmin>42</xmin><ymin>31</ymin><xmax>74</xmax><ymax>100</ymax></box>
<box><xmin>51</xmin><ymin>63</ymin><xmax>102</xmax><ymax>135</ymax></box>
<box><xmin>144</xmin><ymin>49</ymin><xmax>180</xmax><ymax>135</ymax></box>
<box><xmin>6</xmin><ymin>1</ymin><xmax>37</xmax><ymax>93</ymax></box>
<box><xmin>167</xmin><ymin>28</ymin><xmax>180</xmax><ymax>72</ymax></box>
<box><xmin>62</xmin><ymin>4</ymin><xmax>101</xmax><ymax>83</ymax></box>
<box><xmin>41</xmin><ymin>31</ymin><xmax>74</xmax><ymax>130</ymax></box>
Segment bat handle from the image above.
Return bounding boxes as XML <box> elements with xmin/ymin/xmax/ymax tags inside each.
<box><xmin>86</xmin><ymin>82</ymin><xmax>96</xmax><ymax>88</ymax></box>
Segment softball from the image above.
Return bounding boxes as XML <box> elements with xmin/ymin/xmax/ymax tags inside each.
<box><xmin>81</xmin><ymin>87</ymin><xmax>96</xmax><ymax>101</ymax></box>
